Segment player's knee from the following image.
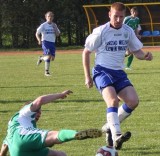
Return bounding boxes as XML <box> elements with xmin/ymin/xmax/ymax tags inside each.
<box><xmin>128</xmin><ymin>98</ymin><xmax>139</xmax><ymax>109</ymax></box>
<box><xmin>45</xmin><ymin>131</ymin><xmax>60</xmax><ymax>147</ymax></box>
<box><xmin>43</xmin><ymin>55</ymin><xmax>50</xmax><ymax>61</ymax></box>
<box><xmin>107</xmin><ymin>98</ymin><xmax>120</xmax><ymax>107</ymax></box>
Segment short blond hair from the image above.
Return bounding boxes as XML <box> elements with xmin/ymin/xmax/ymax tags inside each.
<box><xmin>45</xmin><ymin>11</ymin><xmax>54</xmax><ymax>17</ymax></box>
<box><xmin>111</xmin><ymin>2</ymin><xmax>126</xmax><ymax>12</ymax></box>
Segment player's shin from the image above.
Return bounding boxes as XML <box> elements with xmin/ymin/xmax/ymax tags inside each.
<box><xmin>107</xmin><ymin>107</ymin><xmax>121</xmax><ymax>142</ymax></box>
<box><xmin>118</xmin><ymin>103</ymin><xmax>133</xmax><ymax>123</ymax></box>
<box><xmin>57</xmin><ymin>130</ymin><xmax>77</xmax><ymax>142</ymax></box>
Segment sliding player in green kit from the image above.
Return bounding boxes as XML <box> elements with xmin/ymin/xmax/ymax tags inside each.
<box><xmin>0</xmin><ymin>90</ymin><xmax>102</xmax><ymax>156</ymax></box>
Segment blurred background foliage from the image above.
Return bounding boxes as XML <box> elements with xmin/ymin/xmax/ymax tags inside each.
<box><xmin>0</xmin><ymin>0</ymin><xmax>159</xmax><ymax>48</ymax></box>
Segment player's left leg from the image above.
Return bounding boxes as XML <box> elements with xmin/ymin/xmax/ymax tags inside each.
<box><xmin>44</xmin><ymin>129</ymin><xmax>102</xmax><ymax>147</ymax></box>
<box><xmin>118</xmin><ymin>86</ymin><xmax>139</xmax><ymax>120</ymax></box>
<box><xmin>113</xmin><ymin>86</ymin><xmax>138</xmax><ymax>149</ymax></box>
<box><xmin>37</xmin><ymin>56</ymin><xmax>43</xmax><ymax>66</ymax></box>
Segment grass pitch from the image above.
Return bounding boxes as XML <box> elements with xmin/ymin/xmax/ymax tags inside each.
<box><xmin>0</xmin><ymin>51</ymin><xmax>160</xmax><ymax>156</ymax></box>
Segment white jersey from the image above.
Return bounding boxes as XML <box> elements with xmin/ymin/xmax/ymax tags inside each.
<box><xmin>4</xmin><ymin>103</ymin><xmax>48</xmax><ymax>149</ymax></box>
<box><xmin>5</xmin><ymin>103</ymin><xmax>36</xmax><ymax>143</ymax></box>
<box><xmin>85</xmin><ymin>22</ymin><xmax>143</xmax><ymax>70</ymax></box>
<box><xmin>36</xmin><ymin>21</ymin><xmax>60</xmax><ymax>42</ymax></box>
<box><xmin>8</xmin><ymin>103</ymin><xmax>36</xmax><ymax>130</ymax></box>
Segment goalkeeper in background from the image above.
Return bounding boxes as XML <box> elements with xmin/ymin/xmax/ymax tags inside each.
<box><xmin>124</xmin><ymin>7</ymin><xmax>141</xmax><ymax>70</ymax></box>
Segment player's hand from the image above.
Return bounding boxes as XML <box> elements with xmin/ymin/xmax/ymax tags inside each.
<box><xmin>144</xmin><ymin>52</ymin><xmax>153</xmax><ymax>61</ymax></box>
<box><xmin>85</xmin><ymin>76</ymin><xmax>93</xmax><ymax>89</ymax></box>
<box><xmin>61</xmin><ymin>90</ymin><xmax>73</xmax><ymax>99</ymax></box>
<box><xmin>38</xmin><ymin>40</ymin><xmax>42</xmax><ymax>45</ymax></box>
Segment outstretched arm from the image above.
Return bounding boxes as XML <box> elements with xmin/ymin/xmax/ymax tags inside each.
<box><xmin>0</xmin><ymin>143</ymin><xmax>8</xmax><ymax>156</ymax></box>
<box><xmin>82</xmin><ymin>48</ymin><xmax>93</xmax><ymax>88</ymax></box>
<box><xmin>31</xmin><ymin>90</ymin><xmax>73</xmax><ymax>112</ymax></box>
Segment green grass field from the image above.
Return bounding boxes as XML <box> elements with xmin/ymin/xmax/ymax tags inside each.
<box><xmin>0</xmin><ymin>51</ymin><xmax>160</xmax><ymax>156</ymax></box>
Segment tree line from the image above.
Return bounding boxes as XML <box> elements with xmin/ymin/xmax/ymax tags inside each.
<box><xmin>0</xmin><ymin>0</ymin><xmax>159</xmax><ymax>49</ymax></box>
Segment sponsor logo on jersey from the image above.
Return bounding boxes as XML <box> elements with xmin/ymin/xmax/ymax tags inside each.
<box><xmin>124</xmin><ymin>32</ymin><xmax>128</xmax><ymax>38</ymax></box>
<box><xmin>114</xmin><ymin>34</ymin><xmax>122</xmax><ymax>36</ymax></box>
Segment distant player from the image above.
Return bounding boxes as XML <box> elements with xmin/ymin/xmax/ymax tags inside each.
<box><xmin>82</xmin><ymin>2</ymin><xmax>152</xmax><ymax>150</ymax></box>
<box><xmin>35</xmin><ymin>11</ymin><xmax>60</xmax><ymax>76</ymax></box>
<box><xmin>123</xmin><ymin>7</ymin><xmax>141</xmax><ymax>70</ymax></box>
<box><xmin>0</xmin><ymin>90</ymin><xmax>102</xmax><ymax>156</ymax></box>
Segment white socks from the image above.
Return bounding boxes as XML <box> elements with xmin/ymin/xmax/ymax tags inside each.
<box><xmin>106</xmin><ymin>104</ymin><xmax>133</xmax><ymax>142</ymax></box>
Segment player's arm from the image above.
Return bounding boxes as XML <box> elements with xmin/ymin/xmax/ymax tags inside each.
<box><xmin>35</xmin><ymin>31</ymin><xmax>41</xmax><ymax>45</ymax></box>
<box><xmin>30</xmin><ymin>90</ymin><xmax>73</xmax><ymax>112</ymax></box>
<box><xmin>53</xmin><ymin>23</ymin><xmax>60</xmax><ymax>37</ymax></box>
<box><xmin>0</xmin><ymin>143</ymin><xmax>8</xmax><ymax>156</ymax></box>
<box><xmin>82</xmin><ymin>48</ymin><xmax>93</xmax><ymax>88</ymax></box>
<box><xmin>133</xmin><ymin>49</ymin><xmax>153</xmax><ymax>61</ymax></box>
<box><xmin>82</xmin><ymin>26</ymin><xmax>102</xmax><ymax>89</ymax></box>
<box><xmin>135</xmin><ymin>26</ymin><xmax>141</xmax><ymax>39</ymax></box>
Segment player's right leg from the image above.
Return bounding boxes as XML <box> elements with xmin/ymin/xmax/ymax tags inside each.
<box><xmin>102</xmin><ymin>86</ymin><xmax>138</xmax><ymax>149</ymax></box>
<box><xmin>102</xmin><ymin>86</ymin><xmax>124</xmax><ymax>147</ymax></box>
<box><xmin>41</xmin><ymin>55</ymin><xmax>51</xmax><ymax>76</ymax></box>
<box><xmin>41</xmin><ymin>41</ymin><xmax>52</xmax><ymax>76</ymax></box>
<box><xmin>114</xmin><ymin>131</ymin><xmax>131</xmax><ymax>150</ymax></box>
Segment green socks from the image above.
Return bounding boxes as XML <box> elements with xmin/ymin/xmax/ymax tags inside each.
<box><xmin>58</xmin><ymin>129</ymin><xmax>77</xmax><ymax>142</ymax></box>
<box><xmin>126</xmin><ymin>54</ymin><xmax>134</xmax><ymax>68</ymax></box>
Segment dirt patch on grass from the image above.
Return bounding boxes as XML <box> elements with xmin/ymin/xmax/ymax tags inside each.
<box><xmin>0</xmin><ymin>47</ymin><xmax>159</xmax><ymax>55</ymax></box>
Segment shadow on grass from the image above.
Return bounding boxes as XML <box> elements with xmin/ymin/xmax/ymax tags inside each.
<box><xmin>0</xmin><ymin>99</ymin><xmax>103</xmax><ymax>105</ymax></box>
<box><xmin>125</xmin><ymin>70</ymin><xmax>160</xmax><ymax>75</ymax></box>
<box><xmin>0</xmin><ymin>85</ymin><xmax>67</xmax><ymax>89</ymax></box>
<box><xmin>0</xmin><ymin>100</ymin><xmax>31</xmax><ymax>104</ymax></box>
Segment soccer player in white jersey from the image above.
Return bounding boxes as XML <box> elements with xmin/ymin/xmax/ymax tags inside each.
<box><xmin>0</xmin><ymin>90</ymin><xmax>102</xmax><ymax>156</ymax></box>
<box><xmin>36</xmin><ymin>11</ymin><xmax>60</xmax><ymax>76</ymax></box>
<box><xmin>82</xmin><ymin>2</ymin><xmax>152</xmax><ymax>150</ymax></box>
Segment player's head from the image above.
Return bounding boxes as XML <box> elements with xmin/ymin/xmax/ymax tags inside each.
<box><xmin>130</xmin><ymin>7</ymin><xmax>138</xmax><ymax>17</ymax></box>
<box><xmin>45</xmin><ymin>11</ymin><xmax>54</xmax><ymax>23</ymax></box>
<box><xmin>109</xmin><ymin>2</ymin><xmax>126</xmax><ymax>29</ymax></box>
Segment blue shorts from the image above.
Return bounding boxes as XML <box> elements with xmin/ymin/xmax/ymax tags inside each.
<box><xmin>42</xmin><ymin>40</ymin><xmax>56</xmax><ymax>56</ymax></box>
<box><xmin>92</xmin><ymin>65</ymin><xmax>133</xmax><ymax>93</ymax></box>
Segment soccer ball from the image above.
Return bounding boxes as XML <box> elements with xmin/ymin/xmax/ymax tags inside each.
<box><xmin>96</xmin><ymin>146</ymin><xmax>118</xmax><ymax>156</ymax></box>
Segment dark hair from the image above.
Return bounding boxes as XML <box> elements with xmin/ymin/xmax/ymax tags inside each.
<box><xmin>111</xmin><ymin>2</ymin><xmax>126</xmax><ymax>12</ymax></box>
<box><xmin>130</xmin><ymin>7</ymin><xmax>138</xmax><ymax>12</ymax></box>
